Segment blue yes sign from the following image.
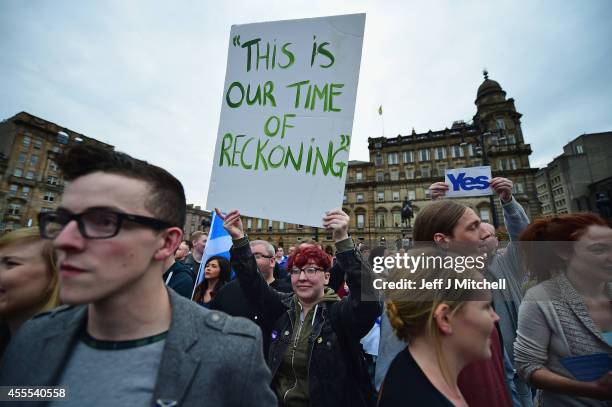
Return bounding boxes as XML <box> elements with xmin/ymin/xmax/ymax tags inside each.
<box><xmin>444</xmin><ymin>166</ymin><xmax>493</xmax><ymax>197</ymax></box>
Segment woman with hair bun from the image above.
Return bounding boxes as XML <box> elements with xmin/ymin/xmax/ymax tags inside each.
<box><xmin>515</xmin><ymin>213</ymin><xmax>612</xmax><ymax>405</ymax></box>
<box><xmin>378</xmin><ymin>247</ymin><xmax>500</xmax><ymax>406</ymax></box>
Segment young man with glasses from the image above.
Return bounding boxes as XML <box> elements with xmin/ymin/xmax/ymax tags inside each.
<box><xmin>0</xmin><ymin>145</ymin><xmax>276</xmax><ymax>406</ymax></box>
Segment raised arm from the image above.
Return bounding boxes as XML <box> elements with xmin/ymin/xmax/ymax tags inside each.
<box><xmin>216</xmin><ymin>209</ymin><xmax>288</xmax><ymax>322</ymax></box>
<box><xmin>323</xmin><ymin>210</ymin><xmax>381</xmax><ymax>339</ymax></box>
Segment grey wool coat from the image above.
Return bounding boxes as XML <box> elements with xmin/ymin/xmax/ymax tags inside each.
<box><xmin>0</xmin><ymin>288</ymin><xmax>277</xmax><ymax>407</ymax></box>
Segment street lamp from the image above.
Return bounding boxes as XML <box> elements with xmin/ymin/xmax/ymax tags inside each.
<box><xmin>461</xmin><ymin>128</ymin><xmax>500</xmax><ymax>229</ymax></box>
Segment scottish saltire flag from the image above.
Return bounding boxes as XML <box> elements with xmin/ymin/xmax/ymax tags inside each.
<box><xmin>193</xmin><ymin>211</ymin><xmax>233</xmax><ymax>290</ymax></box>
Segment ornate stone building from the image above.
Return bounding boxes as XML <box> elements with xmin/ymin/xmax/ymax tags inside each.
<box><xmin>0</xmin><ymin>112</ymin><xmax>114</xmax><ymax>232</ymax></box>
<box><xmin>244</xmin><ymin>73</ymin><xmax>540</xmax><ymax>249</ymax></box>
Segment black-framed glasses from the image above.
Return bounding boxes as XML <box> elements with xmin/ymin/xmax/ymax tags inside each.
<box><xmin>253</xmin><ymin>253</ymin><xmax>274</xmax><ymax>260</ymax></box>
<box><xmin>289</xmin><ymin>266</ymin><xmax>325</xmax><ymax>276</ymax></box>
<box><xmin>38</xmin><ymin>208</ymin><xmax>174</xmax><ymax>239</ymax></box>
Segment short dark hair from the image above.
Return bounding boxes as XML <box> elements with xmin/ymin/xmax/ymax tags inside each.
<box><xmin>58</xmin><ymin>145</ymin><xmax>186</xmax><ymax>228</ymax></box>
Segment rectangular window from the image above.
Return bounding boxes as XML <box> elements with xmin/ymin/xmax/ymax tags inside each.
<box><xmin>43</xmin><ymin>192</ymin><xmax>56</xmax><ymax>202</ymax></box>
<box><xmin>8</xmin><ymin>204</ymin><xmax>21</xmax><ymax>216</ymax></box>
<box><xmin>279</xmin><ymin>222</ymin><xmax>285</xmax><ymax>230</ymax></box>
<box><xmin>452</xmin><ymin>145</ymin><xmax>464</xmax><ymax>158</ymax></box>
<box><xmin>513</xmin><ymin>183</ymin><xmax>525</xmax><ymax>194</ymax></box>
<box><xmin>405</xmin><ymin>169</ymin><xmax>414</xmax><ymax>179</ymax></box>
<box><xmin>387</xmin><ymin>152</ymin><xmax>399</xmax><ymax>165</ymax></box>
<box><xmin>511</xmin><ymin>158</ymin><xmax>518</xmax><ymax>170</ymax></box>
<box><xmin>268</xmin><ymin>221</ymin><xmax>273</xmax><ymax>232</ymax></box>
<box><xmin>40</xmin><ymin>207</ymin><xmax>53</xmax><ymax>213</ymax></box>
<box><xmin>437</xmin><ymin>164</ymin><xmax>447</xmax><ymax>176</ymax></box>
<box><xmin>435</xmin><ymin>147</ymin><xmax>446</xmax><ymax>160</ymax></box>
<box><xmin>356</xmin><ymin>193</ymin><xmax>364</xmax><ymax>203</ymax></box>
<box><xmin>376</xmin><ymin>213</ymin><xmax>386</xmax><ymax>228</ymax></box>
<box><xmin>26</xmin><ymin>171</ymin><xmax>35</xmax><ymax>180</ymax></box>
<box><xmin>21</xmin><ymin>186</ymin><xmax>30</xmax><ymax>197</ymax></box>
<box><xmin>343</xmin><ymin>195</ymin><xmax>348</xmax><ymax>204</ymax></box>
<box><xmin>247</xmin><ymin>218</ymin><xmax>252</xmax><ymax>230</ymax></box>
<box><xmin>9</xmin><ymin>184</ymin><xmax>18</xmax><ymax>196</ymax></box>
<box><xmin>496</xmin><ymin>119</ymin><xmax>506</xmax><ymax>130</ymax></box>
<box><xmin>355</xmin><ymin>170</ymin><xmax>363</xmax><ymax>181</ymax></box>
<box><xmin>390</xmin><ymin>170</ymin><xmax>399</xmax><ymax>181</ymax></box>
<box><xmin>18</xmin><ymin>153</ymin><xmax>27</xmax><ymax>163</ymax></box>
<box><xmin>419</xmin><ymin>149</ymin><xmax>430</xmax><ymax>161</ymax></box>
<box><xmin>479</xmin><ymin>208</ymin><xmax>491</xmax><ymax>222</ymax></box>
<box><xmin>30</xmin><ymin>155</ymin><xmax>39</xmax><ymax>166</ymax></box>
<box><xmin>57</xmin><ymin>132</ymin><xmax>69</xmax><ymax>144</ymax></box>
<box><xmin>256</xmin><ymin>219</ymin><xmax>263</xmax><ymax>231</ymax></box>
<box><xmin>393</xmin><ymin>212</ymin><xmax>402</xmax><ymax>227</ymax></box>
<box><xmin>22</xmin><ymin>135</ymin><xmax>31</xmax><ymax>147</ymax></box>
<box><xmin>421</xmin><ymin>167</ymin><xmax>430</xmax><ymax>178</ymax></box>
<box><xmin>49</xmin><ymin>160</ymin><xmax>58</xmax><ymax>172</ymax></box>
<box><xmin>576</xmin><ymin>145</ymin><xmax>584</xmax><ymax>154</ymax></box>
<box><xmin>375</xmin><ymin>154</ymin><xmax>383</xmax><ymax>166</ymax></box>
<box><xmin>408</xmin><ymin>190</ymin><xmax>416</xmax><ymax>200</ymax></box>
<box><xmin>377</xmin><ymin>192</ymin><xmax>385</xmax><ymax>202</ymax></box>
<box><xmin>392</xmin><ymin>191</ymin><xmax>400</xmax><ymax>201</ymax></box>
<box><xmin>47</xmin><ymin>176</ymin><xmax>59</xmax><ymax>185</ymax></box>
<box><xmin>298</xmin><ymin>224</ymin><xmax>304</xmax><ymax>229</ymax></box>
<box><xmin>507</xmin><ymin>134</ymin><xmax>516</xmax><ymax>144</ymax></box>
<box><xmin>33</xmin><ymin>139</ymin><xmax>43</xmax><ymax>149</ymax></box>
<box><xmin>13</xmin><ymin>168</ymin><xmax>23</xmax><ymax>177</ymax></box>
<box><xmin>403</xmin><ymin>151</ymin><xmax>414</xmax><ymax>163</ymax></box>
<box><xmin>376</xmin><ymin>171</ymin><xmax>384</xmax><ymax>182</ymax></box>
<box><xmin>357</xmin><ymin>214</ymin><xmax>365</xmax><ymax>229</ymax></box>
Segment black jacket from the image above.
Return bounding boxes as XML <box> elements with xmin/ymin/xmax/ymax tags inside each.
<box><xmin>163</xmin><ymin>261</ymin><xmax>195</xmax><ymax>299</ymax></box>
<box><xmin>210</xmin><ymin>277</ymin><xmax>292</xmax><ymax>355</ymax></box>
<box><xmin>230</xmin><ymin>236</ymin><xmax>380</xmax><ymax>407</ymax></box>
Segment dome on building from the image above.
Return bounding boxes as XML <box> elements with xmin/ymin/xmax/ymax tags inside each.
<box><xmin>476</xmin><ymin>70</ymin><xmax>506</xmax><ymax>104</ymax></box>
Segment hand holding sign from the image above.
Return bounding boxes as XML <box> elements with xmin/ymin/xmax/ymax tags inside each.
<box><xmin>429</xmin><ymin>181</ymin><xmax>449</xmax><ymax>200</ymax></box>
<box><xmin>489</xmin><ymin>177</ymin><xmax>514</xmax><ymax>203</ymax></box>
<box><xmin>322</xmin><ymin>209</ymin><xmax>349</xmax><ymax>242</ymax></box>
<box><xmin>443</xmin><ymin>166</ymin><xmax>492</xmax><ymax>198</ymax></box>
<box><xmin>431</xmin><ymin>175</ymin><xmax>514</xmax><ymax>202</ymax></box>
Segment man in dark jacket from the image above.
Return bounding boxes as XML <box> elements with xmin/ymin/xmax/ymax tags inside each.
<box><xmin>211</xmin><ymin>239</ymin><xmax>292</xmax><ymax>355</ymax></box>
<box><xmin>163</xmin><ymin>254</ymin><xmax>195</xmax><ymax>298</ymax></box>
<box><xmin>216</xmin><ymin>208</ymin><xmax>380</xmax><ymax>407</ymax></box>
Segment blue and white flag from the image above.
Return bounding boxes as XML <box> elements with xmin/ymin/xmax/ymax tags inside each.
<box><xmin>193</xmin><ymin>211</ymin><xmax>233</xmax><ymax>290</ymax></box>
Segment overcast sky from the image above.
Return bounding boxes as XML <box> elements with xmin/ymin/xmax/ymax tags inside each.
<box><xmin>1</xmin><ymin>0</ymin><xmax>611</xmax><ymax>208</ymax></box>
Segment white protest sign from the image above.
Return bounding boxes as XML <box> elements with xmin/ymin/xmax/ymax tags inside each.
<box><xmin>206</xmin><ymin>14</ymin><xmax>365</xmax><ymax>227</ymax></box>
<box><xmin>444</xmin><ymin>166</ymin><xmax>493</xmax><ymax>197</ymax></box>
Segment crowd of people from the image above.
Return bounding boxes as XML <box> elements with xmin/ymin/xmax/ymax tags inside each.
<box><xmin>0</xmin><ymin>144</ymin><xmax>610</xmax><ymax>406</ymax></box>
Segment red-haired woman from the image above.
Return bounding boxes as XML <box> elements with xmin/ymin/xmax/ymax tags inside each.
<box><xmin>216</xmin><ymin>208</ymin><xmax>380</xmax><ymax>407</ymax></box>
<box><xmin>515</xmin><ymin>213</ymin><xmax>612</xmax><ymax>405</ymax></box>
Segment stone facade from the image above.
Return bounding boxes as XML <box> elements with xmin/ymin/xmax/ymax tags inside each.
<box><xmin>536</xmin><ymin>132</ymin><xmax>612</xmax><ymax>218</ymax></box>
<box><xmin>0</xmin><ymin>112</ymin><xmax>114</xmax><ymax>232</ymax></box>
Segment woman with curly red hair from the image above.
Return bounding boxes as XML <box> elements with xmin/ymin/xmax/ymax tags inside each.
<box><xmin>216</xmin><ymin>208</ymin><xmax>380</xmax><ymax>407</ymax></box>
<box><xmin>515</xmin><ymin>213</ymin><xmax>612</xmax><ymax>405</ymax></box>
